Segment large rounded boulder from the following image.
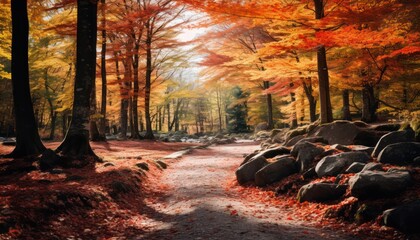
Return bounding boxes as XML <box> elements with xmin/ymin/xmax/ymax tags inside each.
<box><xmin>315</xmin><ymin>151</ymin><xmax>370</xmax><ymax>177</ymax></box>
<box><xmin>382</xmin><ymin>201</ymin><xmax>420</xmax><ymax>233</ymax></box>
<box><xmin>255</xmin><ymin>156</ymin><xmax>297</xmax><ymax>187</ymax></box>
<box><xmin>236</xmin><ymin>156</ymin><xmax>268</xmax><ymax>185</ymax></box>
<box><xmin>349</xmin><ymin>171</ymin><xmax>411</xmax><ymax>199</ymax></box>
<box><xmin>297</xmin><ymin>183</ymin><xmax>347</xmax><ymax>203</ymax></box>
<box><xmin>372</xmin><ymin>129</ymin><xmax>415</xmax><ymax>157</ymax></box>
<box><xmin>378</xmin><ymin>142</ymin><xmax>420</xmax><ymax>165</ymax></box>
<box><xmin>291</xmin><ymin>142</ymin><xmax>325</xmax><ymax>172</ymax></box>
<box><xmin>310</xmin><ymin>121</ymin><xmax>361</xmax><ymax>145</ymax></box>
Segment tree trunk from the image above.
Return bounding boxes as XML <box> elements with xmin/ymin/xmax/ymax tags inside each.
<box><xmin>45</xmin><ymin>69</ymin><xmax>56</xmax><ymax>140</ymax></box>
<box><xmin>314</xmin><ymin>0</ymin><xmax>333</xmax><ymax>124</ymax></box>
<box><xmin>290</xmin><ymin>92</ymin><xmax>298</xmax><ymax>129</ymax></box>
<box><xmin>361</xmin><ymin>84</ymin><xmax>377</xmax><ymax>123</ymax></box>
<box><xmin>144</xmin><ymin>21</ymin><xmax>154</xmax><ymax>139</ymax></box>
<box><xmin>263</xmin><ymin>81</ymin><xmax>274</xmax><ymax>129</ymax></box>
<box><xmin>342</xmin><ymin>89</ymin><xmax>352</xmax><ymax>121</ymax></box>
<box><xmin>89</xmin><ymin>63</ymin><xmax>101</xmax><ymax>141</ymax></box>
<box><xmin>302</xmin><ymin>78</ymin><xmax>317</xmax><ymax>123</ymax></box>
<box><xmin>216</xmin><ymin>89</ymin><xmax>222</xmax><ymax>131</ymax></box>
<box><xmin>167</xmin><ymin>102</ymin><xmax>171</xmax><ymax>131</ymax></box>
<box><xmin>131</xmin><ymin>43</ymin><xmax>141</xmax><ymax>139</ymax></box>
<box><xmin>7</xmin><ymin>0</ymin><xmax>46</xmax><ymax>158</ymax></box>
<box><xmin>316</xmin><ymin>46</ymin><xmax>333</xmax><ymax>123</ymax></box>
<box><xmin>56</xmin><ymin>0</ymin><xmax>99</xmax><ymax>163</ymax></box>
<box><xmin>99</xmin><ymin>0</ymin><xmax>107</xmax><ymax>140</ymax></box>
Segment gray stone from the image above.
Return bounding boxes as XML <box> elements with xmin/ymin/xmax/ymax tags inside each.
<box><xmin>255</xmin><ymin>156</ymin><xmax>297</xmax><ymax>187</ymax></box>
<box><xmin>382</xmin><ymin>201</ymin><xmax>420</xmax><ymax>233</ymax></box>
<box><xmin>345</xmin><ymin>162</ymin><xmax>366</xmax><ymax>173</ymax></box>
<box><xmin>349</xmin><ymin>171</ymin><xmax>411</xmax><ymax>199</ymax></box>
<box><xmin>351</xmin><ymin>145</ymin><xmax>374</xmax><ymax>155</ymax></box>
<box><xmin>295</xmin><ymin>136</ymin><xmax>328</xmax><ymax>145</ymax></box>
<box><xmin>297</xmin><ymin>182</ymin><xmax>347</xmax><ymax>202</ymax></box>
<box><xmin>236</xmin><ymin>156</ymin><xmax>268</xmax><ymax>185</ymax></box>
<box><xmin>361</xmin><ymin>162</ymin><xmax>383</xmax><ymax>172</ymax></box>
<box><xmin>330</xmin><ymin>144</ymin><xmax>351</xmax><ymax>152</ymax></box>
<box><xmin>315</xmin><ymin>152</ymin><xmax>370</xmax><ymax>177</ymax></box>
<box><xmin>259</xmin><ymin>146</ymin><xmax>290</xmax><ymax>159</ymax></box>
<box><xmin>354</xmin><ymin>130</ymin><xmax>388</xmax><ymax>147</ymax></box>
<box><xmin>291</xmin><ymin>142</ymin><xmax>324</xmax><ymax>172</ymax></box>
<box><xmin>310</xmin><ymin>121</ymin><xmax>361</xmax><ymax>145</ymax></box>
<box><xmin>372</xmin><ymin>129</ymin><xmax>415</xmax><ymax>157</ymax></box>
<box><xmin>378</xmin><ymin>142</ymin><xmax>420</xmax><ymax>165</ymax></box>
<box><xmin>284</xmin><ymin>135</ymin><xmax>305</xmax><ymax>147</ymax></box>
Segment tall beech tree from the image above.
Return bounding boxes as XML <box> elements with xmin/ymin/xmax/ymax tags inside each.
<box><xmin>56</xmin><ymin>0</ymin><xmax>99</xmax><ymax>162</ymax></box>
<box><xmin>7</xmin><ymin>0</ymin><xmax>46</xmax><ymax>158</ymax></box>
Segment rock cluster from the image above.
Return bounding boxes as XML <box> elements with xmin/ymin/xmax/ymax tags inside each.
<box><xmin>235</xmin><ymin>120</ymin><xmax>420</xmax><ymax>233</ymax></box>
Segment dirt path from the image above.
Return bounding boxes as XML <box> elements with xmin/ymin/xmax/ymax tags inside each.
<box><xmin>138</xmin><ymin>142</ymin><xmax>356</xmax><ymax>240</ymax></box>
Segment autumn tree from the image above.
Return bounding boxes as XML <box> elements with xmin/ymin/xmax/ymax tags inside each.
<box><xmin>56</xmin><ymin>0</ymin><xmax>99</xmax><ymax>162</ymax></box>
<box><xmin>6</xmin><ymin>0</ymin><xmax>46</xmax><ymax>158</ymax></box>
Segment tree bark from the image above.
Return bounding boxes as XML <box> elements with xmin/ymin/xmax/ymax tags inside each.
<box><xmin>316</xmin><ymin>46</ymin><xmax>333</xmax><ymax>123</ymax></box>
<box><xmin>144</xmin><ymin>20</ymin><xmax>154</xmax><ymax>139</ymax></box>
<box><xmin>263</xmin><ymin>81</ymin><xmax>274</xmax><ymax>129</ymax></box>
<box><xmin>131</xmin><ymin>42</ymin><xmax>141</xmax><ymax>139</ymax></box>
<box><xmin>56</xmin><ymin>0</ymin><xmax>99</xmax><ymax>163</ymax></box>
<box><xmin>342</xmin><ymin>89</ymin><xmax>352</xmax><ymax>121</ymax></box>
<box><xmin>7</xmin><ymin>0</ymin><xmax>46</xmax><ymax>158</ymax></box>
<box><xmin>302</xmin><ymin>78</ymin><xmax>317</xmax><ymax>122</ymax></box>
<box><xmin>314</xmin><ymin>0</ymin><xmax>333</xmax><ymax>124</ymax></box>
<box><xmin>361</xmin><ymin>84</ymin><xmax>377</xmax><ymax>123</ymax></box>
<box><xmin>99</xmin><ymin>0</ymin><xmax>107</xmax><ymax>140</ymax></box>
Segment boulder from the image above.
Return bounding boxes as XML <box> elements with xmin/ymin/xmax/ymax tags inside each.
<box><xmin>255</xmin><ymin>156</ymin><xmax>297</xmax><ymax>187</ymax></box>
<box><xmin>315</xmin><ymin>152</ymin><xmax>370</xmax><ymax>177</ymax></box>
<box><xmin>351</xmin><ymin>145</ymin><xmax>374</xmax><ymax>155</ymax></box>
<box><xmin>382</xmin><ymin>201</ymin><xmax>420</xmax><ymax>233</ymax></box>
<box><xmin>330</xmin><ymin>144</ymin><xmax>351</xmax><ymax>152</ymax></box>
<box><xmin>284</xmin><ymin>127</ymin><xmax>307</xmax><ymax>143</ymax></box>
<box><xmin>361</xmin><ymin>162</ymin><xmax>383</xmax><ymax>172</ymax></box>
<box><xmin>240</xmin><ymin>152</ymin><xmax>258</xmax><ymax>166</ymax></box>
<box><xmin>284</xmin><ymin>135</ymin><xmax>305</xmax><ymax>147</ymax></box>
<box><xmin>345</xmin><ymin>162</ymin><xmax>366</xmax><ymax>173</ymax></box>
<box><xmin>349</xmin><ymin>171</ymin><xmax>411</xmax><ymax>199</ymax></box>
<box><xmin>291</xmin><ymin>142</ymin><xmax>325</xmax><ymax>172</ymax></box>
<box><xmin>372</xmin><ymin>129</ymin><xmax>415</xmax><ymax>157</ymax></box>
<box><xmin>297</xmin><ymin>183</ymin><xmax>347</xmax><ymax>203</ymax></box>
<box><xmin>295</xmin><ymin>136</ymin><xmax>328</xmax><ymax>145</ymax></box>
<box><xmin>354</xmin><ymin>130</ymin><xmax>388</xmax><ymax>147</ymax></box>
<box><xmin>310</xmin><ymin>121</ymin><xmax>360</xmax><ymax>145</ymax></box>
<box><xmin>258</xmin><ymin>146</ymin><xmax>290</xmax><ymax>159</ymax></box>
<box><xmin>378</xmin><ymin>142</ymin><xmax>420</xmax><ymax>165</ymax></box>
<box><xmin>236</xmin><ymin>156</ymin><xmax>268</xmax><ymax>185</ymax></box>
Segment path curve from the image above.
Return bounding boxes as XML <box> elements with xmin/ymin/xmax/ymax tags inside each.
<box><xmin>139</xmin><ymin>142</ymin><xmax>355</xmax><ymax>240</ymax></box>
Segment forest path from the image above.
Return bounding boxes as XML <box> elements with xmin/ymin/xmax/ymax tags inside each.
<box><xmin>138</xmin><ymin>142</ymin><xmax>354</xmax><ymax>240</ymax></box>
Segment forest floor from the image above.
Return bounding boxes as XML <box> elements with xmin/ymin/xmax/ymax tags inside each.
<box><xmin>0</xmin><ymin>140</ymin><xmax>411</xmax><ymax>239</ymax></box>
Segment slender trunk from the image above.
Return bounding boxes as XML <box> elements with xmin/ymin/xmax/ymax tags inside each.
<box><xmin>144</xmin><ymin>21</ymin><xmax>154</xmax><ymax>139</ymax></box>
<box><xmin>361</xmin><ymin>84</ymin><xmax>377</xmax><ymax>123</ymax></box>
<box><xmin>99</xmin><ymin>0</ymin><xmax>107</xmax><ymax>140</ymax></box>
<box><xmin>131</xmin><ymin>43</ymin><xmax>141</xmax><ymax>138</ymax></box>
<box><xmin>89</xmin><ymin>64</ymin><xmax>101</xmax><ymax>141</ymax></box>
<box><xmin>302</xmin><ymin>78</ymin><xmax>317</xmax><ymax>122</ymax></box>
<box><xmin>216</xmin><ymin>89</ymin><xmax>222</xmax><ymax>131</ymax></box>
<box><xmin>57</xmin><ymin>0</ymin><xmax>99</xmax><ymax>162</ymax></box>
<box><xmin>314</xmin><ymin>0</ymin><xmax>333</xmax><ymax>124</ymax></box>
<box><xmin>7</xmin><ymin>0</ymin><xmax>46</xmax><ymax>157</ymax></box>
<box><xmin>167</xmin><ymin>102</ymin><xmax>171</xmax><ymax>131</ymax></box>
<box><xmin>342</xmin><ymin>89</ymin><xmax>352</xmax><ymax>121</ymax></box>
<box><xmin>263</xmin><ymin>81</ymin><xmax>274</xmax><ymax>129</ymax></box>
<box><xmin>114</xmin><ymin>51</ymin><xmax>128</xmax><ymax>139</ymax></box>
<box><xmin>45</xmin><ymin>69</ymin><xmax>56</xmax><ymax>140</ymax></box>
